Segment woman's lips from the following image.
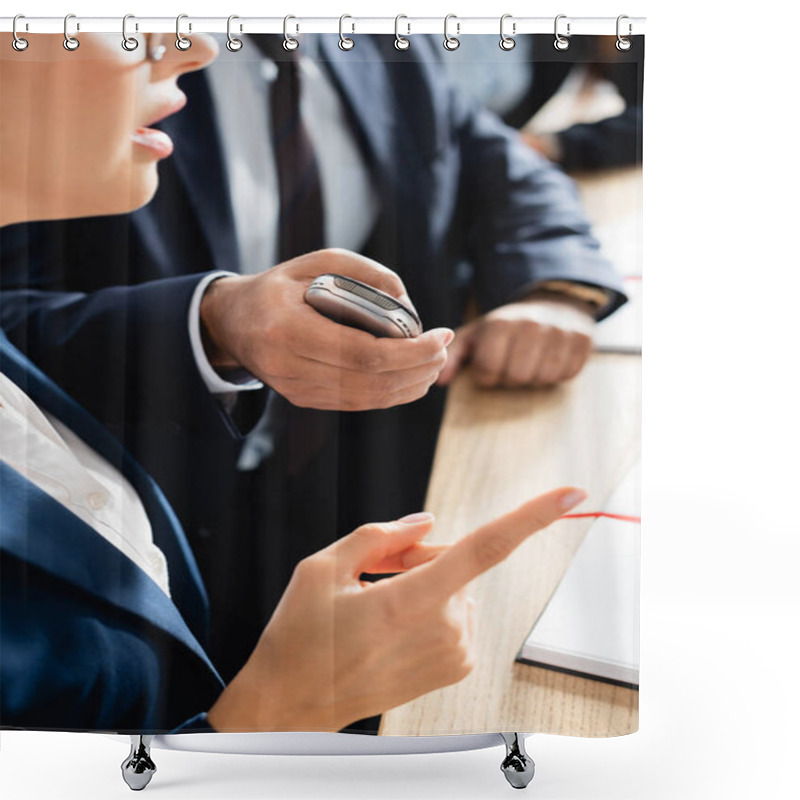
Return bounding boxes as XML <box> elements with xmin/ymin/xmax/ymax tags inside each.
<box><xmin>132</xmin><ymin>127</ymin><xmax>174</xmax><ymax>159</ymax></box>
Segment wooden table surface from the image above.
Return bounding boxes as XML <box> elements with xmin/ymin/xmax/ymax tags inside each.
<box><xmin>380</xmin><ymin>168</ymin><xmax>642</xmax><ymax>738</ymax></box>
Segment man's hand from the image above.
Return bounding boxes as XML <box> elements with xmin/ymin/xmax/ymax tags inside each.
<box><xmin>206</xmin><ymin>486</ymin><xmax>587</xmax><ymax>732</ymax></box>
<box><xmin>437</xmin><ymin>293</ymin><xmax>596</xmax><ymax>389</ymax></box>
<box><xmin>200</xmin><ymin>248</ymin><xmax>453</xmax><ymax>411</ymax></box>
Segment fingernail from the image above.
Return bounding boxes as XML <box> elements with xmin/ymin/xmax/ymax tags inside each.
<box><xmin>425</xmin><ymin>328</ymin><xmax>453</xmax><ymax>347</ymax></box>
<box><xmin>559</xmin><ymin>489</ymin><xmax>587</xmax><ymax>511</ymax></box>
<box><xmin>398</xmin><ymin>511</ymin><xmax>435</xmax><ymax>524</ymax></box>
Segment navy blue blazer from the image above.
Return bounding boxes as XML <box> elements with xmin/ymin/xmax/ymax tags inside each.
<box><xmin>0</xmin><ymin>35</ymin><xmax>627</xmax><ymax>681</ymax></box>
<box><xmin>0</xmin><ymin>331</ymin><xmax>223</xmax><ymax>733</ymax></box>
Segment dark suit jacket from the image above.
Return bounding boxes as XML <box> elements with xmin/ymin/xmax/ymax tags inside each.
<box><xmin>0</xmin><ymin>331</ymin><xmax>223</xmax><ymax>733</ymax></box>
<box><xmin>0</xmin><ymin>35</ymin><xmax>626</xmax><ymax>681</ymax></box>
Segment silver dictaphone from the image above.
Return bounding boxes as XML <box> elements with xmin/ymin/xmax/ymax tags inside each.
<box><xmin>304</xmin><ymin>274</ymin><xmax>422</xmax><ymax>338</ymax></box>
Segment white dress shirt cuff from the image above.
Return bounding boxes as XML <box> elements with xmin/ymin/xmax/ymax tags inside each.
<box><xmin>188</xmin><ymin>271</ymin><xmax>264</xmax><ymax>394</ymax></box>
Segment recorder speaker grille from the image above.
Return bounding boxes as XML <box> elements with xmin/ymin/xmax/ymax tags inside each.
<box><xmin>333</xmin><ymin>276</ymin><xmax>400</xmax><ymax>310</ymax></box>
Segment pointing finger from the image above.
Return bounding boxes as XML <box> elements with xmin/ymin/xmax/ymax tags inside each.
<box><xmin>394</xmin><ymin>487</ymin><xmax>586</xmax><ymax>602</ymax></box>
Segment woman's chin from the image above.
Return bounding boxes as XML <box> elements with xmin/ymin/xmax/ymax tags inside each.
<box><xmin>128</xmin><ymin>166</ymin><xmax>160</xmax><ymax>211</ymax></box>
<box><xmin>105</xmin><ymin>163</ymin><xmax>160</xmax><ymax>216</ymax></box>
<box><xmin>73</xmin><ymin>165</ymin><xmax>159</xmax><ymax>221</ymax></box>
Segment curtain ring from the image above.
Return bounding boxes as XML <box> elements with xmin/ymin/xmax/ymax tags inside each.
<box><xmin>121</xmin><ymin>14</ymin><xmax>139</xmax><ymax>52</ymax></box>
<box><xmin>283</xmin><ymin>15</ymin><xmax>299</xmax><ymax>51</ymax></box>
<box><xmin>226</xmin><ymin>15</ymin><xmax>243</xmax><ymax>51</ymax></box>
<box><xmin>553</xmin><ymin>14</ymin><xmax>570</xmax><ymax>51</ymax></box>
<box><xmin>394</xmin><ymin>14</ymin><xmax>410</xmax><ymax>51</ymax></box>
<box><xmin>339</xmin><ymin>14</ymin><xmax>355</xmax><ymax>51</ymax></box>
<box><xmin>63</xmin><ymin>13</ymin><xmax>80</xmax><ymax>51</ymax></box>
<box><xmin>499</xmin><ymin>14</ymin><xmax>516</xmax><ymax>51</ymax></box>
<box><xmin>443</xmin><ymin>14</ymin><xmax>460</xmax><ymax>51</ymax></box>
<box><xmin>12</xmin><ymin>14</ymin><xmax>29</xmax><ymax>51</ymax></box>
<box><xmin>175</xmin><ymin>14</ymin><xmax>192</xmax><ymax>50</ymax></box>
<box><xmin>616</xmin><ymin>15</ymin><xmax>632</xmax><ymax>51</ymax></box>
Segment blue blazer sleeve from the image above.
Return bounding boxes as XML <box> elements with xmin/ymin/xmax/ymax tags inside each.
<box><xmin>395</xmin><ymin>37</ymin><xmax>627</xmax><ymax>320</ymax></box>
<box><xmin>0</xmin><ymin>266</ymin><xmax>248</xmax><ymax>443</ymax></box>
<box><xmin>452</xmin><ymin>92</ymin><xmax>627</xmax><ymax>320</ymax></box>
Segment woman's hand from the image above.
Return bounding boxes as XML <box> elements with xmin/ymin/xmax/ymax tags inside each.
<box><xmin>207</xmin><ymin>486</ymin><xmax>586</xmax><ymax>732</ymax></box>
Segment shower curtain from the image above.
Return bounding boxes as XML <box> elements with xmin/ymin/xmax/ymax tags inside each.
<box><xmin>0</xmin><ymin>25</ymin><xmax>643</xmax><ymax>750</ymax></box>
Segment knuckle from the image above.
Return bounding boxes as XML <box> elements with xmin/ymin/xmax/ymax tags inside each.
<box><xmin>376</xmin><ymin>394</ymin><xmax>398</xmax><ymax>410</ymax></box>
<box><xmin>352</xmin><ymin>523</ymin><xmax>384</xmax><ymax>544</ymax></box>
<box><xmin>370</xmin><ymin>381</ymin><xmax>398</xmax><ymax>410</ymax></box>
<box><xmin>381</xmin><ymin>590</ymin><xmax>412</xmax><ymax>627</ymax></box>
<box><xmin>383</xmin><ymin>271</ymin><xmax>406</xmax><ymax>296</ymax></box>
<box><xmin>547</xmin><ymin>327</ymin><xmax>566</xmax><ymax>349</ymax></box>
<box><xmin>263</xmin><ymin>319</ymin><xmax>287</xmax><ymax>346</ymax></box>
<box><xmin>455</xmin><ymin>649</ymin><xmax>475</xmax><ymax>680</ymax></box>
<box><xmin>537</xmin><ymin>325</ymin><xmax>557</xmax><ymax>347</ymax></box>
<box><xmin>341</xmin><ymin>396</ymin><xmax>367</xmax><ymax>411</ymax></box>
<box><xmin>369</xmin><ymin>371</ymin><xmax>397</xmax><ymax>397</ymax></box>
<box><xmin>441</xmin><ymin>618</ymin><xmax>465</xmax><ymax>649</ymax></box>
<box><xmin>444</xmin><ymin>640</ymin><xmax>474</xmax><ymax>682</ymax></box>
<box><xmin>473</xmin><ymin>368</ymin><xmax>498</xmax><ymax>388</ymax></box>
<box><xmin>506</xmin><ymin>364</ymin><xmax>531</xmax><ymax>386</ymax></box>
<box><xmin>472</xmin><ymin>535</ymin><xmax>514</xmax><ymax>571</ymax></box>
<box><xmin>367</xmin><ymin>262</ymin><xmax>405</xmax><ymax>295</ymax></box>
<box><xmin>487</xmin><ymin>317</ymin><xmax>514</xmax><ymax>334</ymax></box>
<box><xmin>262</xmin><ymin>352</ymin><xmax>291</xmax><ymax>378</ymax></box>
<box><xmin>292</xmin><ymin>556</ymin><xmax>318</xmax><ymax>581</ymax></box>
<box><xmin>354</xmin><ymin>347</ymin><xmax>384</xmax><ymax>373</ymax></box>
<box><xmin>390</xmin><ymin>386</ymin><xmax>425</xmax><ymax>409</ymax></box>
<box><xmin>472</xmin><ymin>352</ymin><xmax>496</xmax><ymax>374</ymax></box>
<box><xmin>471</xmin><ymin>350</ymin><xmax>489</xmax><ymax>370</ymax></box>
<box><xmin>526</xmin><ymin>507</ymin><xmax>550</xmax><ymax>530</ymax></box>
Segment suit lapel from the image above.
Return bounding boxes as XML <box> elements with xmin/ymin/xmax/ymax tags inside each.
<box><xmin>0</xmin><ymin>334</ymin><xmax>209</xmax><ymax>641</ymax></box>
<box><xmin>318</xmin><ymin>35</ymin><xmax>397</xmax><ymax>200</ymax></box>
<box><xmin>0</xmin><ymin>462</ymin><xmax>220</xmax><ymax>682</ymax></box>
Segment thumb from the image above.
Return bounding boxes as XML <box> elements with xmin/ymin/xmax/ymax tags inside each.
<box><xmin>327</xmin><ymin>512</ymin><xmax>436</xmax><ymax>580</ymax></box>
<box><xmin>436</xmin><ymin>324</ymin><xmax>476</xmax><ymax>386</ymax></box>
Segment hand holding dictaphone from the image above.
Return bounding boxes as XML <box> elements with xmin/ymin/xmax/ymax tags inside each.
<box><xmin>304</xmin><ymin>273</ymin><xmax>422</xmax><ymax>338</ymax></box>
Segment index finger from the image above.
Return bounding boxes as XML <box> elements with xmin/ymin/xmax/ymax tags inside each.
<box><xmin>393</xmin><ymin>487</ymin><xmax>587</xmax><ymax>602</ymax></box>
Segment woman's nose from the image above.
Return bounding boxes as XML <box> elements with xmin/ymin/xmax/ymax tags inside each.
<box><xmin>156</xmin><ymin>32</ymin><xmax>219</xmax><ymax>78</ymax></box>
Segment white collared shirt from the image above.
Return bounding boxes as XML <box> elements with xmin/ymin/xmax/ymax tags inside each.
<box><xmin>206</xmin><ymin>34</ymin><xmax>378</xmax><ymax>275</ymax></box>
<box><xmin>188</xmin><ymin>35</ymin><xmax>378</xmax><ymax>395</ymax></box>
<box><xmin>0</xmin><ymin>372</ymin><xmax>171</xmax><ymax>597</ymax></box>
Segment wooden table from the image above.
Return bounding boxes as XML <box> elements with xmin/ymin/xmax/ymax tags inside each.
<box><xmin>380</xmin><ymin>168</ymin><xmax>642</xmax><ymax>738</ymax></box>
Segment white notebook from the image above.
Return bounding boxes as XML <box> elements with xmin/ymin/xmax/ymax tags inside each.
<box><xmin>516</xmin><ymin>461</ymin><xmax>640</xmax><ymax>688</ymax></box>
<box><xmin>594</xmin><ymin>275</ymin><xmax>642</xmax><ymax>354</ymax></box>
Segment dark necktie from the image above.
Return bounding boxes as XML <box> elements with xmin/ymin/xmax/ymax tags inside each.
<box><xmin>238</xmin><ymin>36</ymin><xmax>331</xmax><ymax>474</ymax></box>
<box><xmin>252</xmin><ymin>35</ymin><xmax>325</xmax><ymax>260</ymax></box>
